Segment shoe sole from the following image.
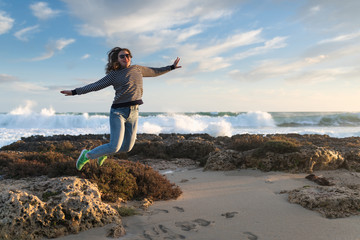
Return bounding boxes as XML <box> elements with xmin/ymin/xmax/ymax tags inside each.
<box><xmin>76</xmin><ymin>149</ymin><xmax>88</xmax><ymax>169</ymax></box>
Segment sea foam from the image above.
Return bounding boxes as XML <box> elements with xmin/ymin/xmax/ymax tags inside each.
<box><xmin>2</xmin><ymin>104</ymin><xmax>360</xmax><ymax>148</ymax></box>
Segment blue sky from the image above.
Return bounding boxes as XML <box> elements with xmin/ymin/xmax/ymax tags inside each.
<box><xmin>1</xmin><ymin>0</ymin><xmax>360</xmax><ymax>113</ymax></box>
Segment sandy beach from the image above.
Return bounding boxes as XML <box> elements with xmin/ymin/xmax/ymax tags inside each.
<box><xmin>56</xmin><ymin>168</ymin><xmax>360</xmax><ymax>240</ymax></box>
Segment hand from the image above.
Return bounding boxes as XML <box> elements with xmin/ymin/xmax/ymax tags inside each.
<box><xmin>60</xmin><ymin>90</ymin><xmax>73</xmax><ymax>96</ymax></box>
<box><xmin>173</xmin><ymin>57</ymin><xmax>181</xmax><ymax>69</ymax></box>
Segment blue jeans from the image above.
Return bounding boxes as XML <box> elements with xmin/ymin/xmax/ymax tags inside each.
<box><xmin>87</xmin><ymin>105</ymin><xmax>139</xmax><ymax>159</ymax></box>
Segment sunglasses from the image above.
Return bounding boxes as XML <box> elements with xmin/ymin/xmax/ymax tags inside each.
<box><xmin>118</xmin><ymin>54</ymin><xmax>131</xmax><ymax>59</ymax></box>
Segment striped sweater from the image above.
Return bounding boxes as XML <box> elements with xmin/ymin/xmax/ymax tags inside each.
<box><xmin>73</xmin><ymin>65</ymin><xmax>173</xmax><ymax>108</ymax></box>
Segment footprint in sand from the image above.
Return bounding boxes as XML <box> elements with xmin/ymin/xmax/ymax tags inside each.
<box><xmin>175</xmin><ymin>218</ymin><xmax>213</xmax><ymax>232</ymax></box>
<box><xmin>193</xmin><ymin>218</ymin><xmax>211</xmax><ymax>227</ymax></box>
<box><xmin>143</xmin><ymin>224</ymin><xmax>185</xmax><ymax>240</ymax></box>
<box><xmin>173</xmin><ymin>206</ymin><xmax>185</xmax><ymax>212</ymax></box>
<box><xmin>244</xmin><ymin>231</ymin><xmax>258</xmax><ymax>240</ymax></box>
<box><xmin>221</xmin><ymin>211</ymin><xmax>239</xmax><ymax>218</ymax></box>
<box><xmin>175</xmin><ymin>221</ymin><xmax>197</xmax><ymax>231</ymax></box>
<box><xmin>150</xmin><ymin>209</ymin><xmax>169</xmax><ymax>215</ymax></box>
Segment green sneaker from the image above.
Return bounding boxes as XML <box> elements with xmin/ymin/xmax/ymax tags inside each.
<box><xmin>76</xmin><ymin>149</ymin><xmax>90</xmax><ymax>170</ymax></box>
<box><xmin>97</xmin><ymin>155</ymin><xmax>107</xmax><ymax>166</ymax></box>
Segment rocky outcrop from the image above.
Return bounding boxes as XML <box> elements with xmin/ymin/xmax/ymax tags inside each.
<box><xmin>242</xmin><ymin>150</ymin><xmax>306</xmax><ymax>172</ymax></box>
<box><xmin>0</xmin><ymin>176</ymin><xmax>124</xmax><ymax>240</ymax></box>
<box><xmin>131</xmin><ymin>134</ymin><xmax>216</xmax><ymax>164</ymax></box>
<box><xmin>204</xmin><ymin>146</ymin><xmax>349</xmax><ymax>173</ymax></box>
<box><xmin>307</xmin><ymin>147</ymin><xmax>345</xmax><ymax>172</ymax></box>
<box><xmin>288</xmin><ymin>185</ymin><xmax>360</xmax><ymax>218</ymax></box>
<box><xmin>204</xmin><ymin>149</ymin><xmax>242</xmax><ymax>171</ymax></box>
<box><xmin>286</xmin><ymin>170</ymin><xmax>360</xmax><ymax>218</ymax></box>
<box><xmin>203</xmin><ymin>134</ymin><xmax>358</xmax><ymax>172</ymax></box>
<box><xmin>2</xmin><ymin>133</ymin><xmax>360</xmax><ymax>173</ymax></box>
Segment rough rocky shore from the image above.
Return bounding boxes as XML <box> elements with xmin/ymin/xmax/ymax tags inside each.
<box><xmin>1</xmin><ymin>133</ymin><xmax>360</xmax><ymax>239</ymax></box>
<box><xmin>0</xmin><ymin>176</ymin><xmax>124</xmax><ymax>240</ymax></box>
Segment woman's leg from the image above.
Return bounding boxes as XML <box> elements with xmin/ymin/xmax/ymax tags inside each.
<box><xmin>119</xmin><ymin>105</ymin><xmax>139</xmax><ymax>152</ymax></box>
<box><xmin>87</xmin><ymin>107</ymin><xmax>129</xmax><ymax>159</ymax></box>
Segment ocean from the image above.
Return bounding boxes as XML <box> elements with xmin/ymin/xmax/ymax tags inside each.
<box><xmin>2</xmin><ymin>108</ymin><xmax>360</xmax><ymax>148</ymax></box>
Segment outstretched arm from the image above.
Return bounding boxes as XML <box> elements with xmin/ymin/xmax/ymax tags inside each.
<box><xmin>60</xmin><ymin>72</ymin><xmax>116</xmax><ymax>96</ymax></box>
<box><xmin>60</xmin><ymin>90</ymin><xmax>73</xmax><ymax>96</ymax></box>
<box><xmin>139</xmin><ymin>57</ymin><xmax>182</xmax><ymax>77</ymax></box>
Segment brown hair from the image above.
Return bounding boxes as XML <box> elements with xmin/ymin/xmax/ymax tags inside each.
<box><xmin>105</xmin><ymin>47</ymin><xmax>133</xmax><ymax>74</ymax></box>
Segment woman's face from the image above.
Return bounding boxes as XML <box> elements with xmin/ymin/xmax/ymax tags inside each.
<box><xmin>118</xmin><ymin>50</ymin><xmax>131</xmax><ymax>68</ymax></box>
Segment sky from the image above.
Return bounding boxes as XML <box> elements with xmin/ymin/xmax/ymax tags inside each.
<box><xmin>0</xmin><ymin>0</ymin><xmax>360</xmax><ymax>113</ymax></box>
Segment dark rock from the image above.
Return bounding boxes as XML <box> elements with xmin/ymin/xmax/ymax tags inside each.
<box><xmin>305</xmin><ymin>174</ymin><xmax>335</xmax><ymax>186</ymax></box>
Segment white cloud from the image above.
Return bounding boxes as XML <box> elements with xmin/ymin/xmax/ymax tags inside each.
<box><xmin>0</xmin><ymin>11</ymin><xmax>14</xmax><ymax>34</ymax></box>
<box><xmin>30</xmin><ymin>2</ymin><xmax>61</xmax><ymax>20</ymax></box>
<box><xmin>178</xmin><ymin>29</ymin><xmax>283</xmax><ymax>72</ymax></box>
<box><xmin>207</xmin><ymin>29</ymin><xmax>263</xmax><ymax>54</ymax></box>
<box><xmin>310</xmin><ymin>5</ymin><xmax>321</xmax><ymax>14</ymax></box>
<box><xmin>0</xmin><ymin>74</ymin><xmax>49</xmax><ymax>92</ymax></box>
<box><xmin>61</xmin><ymin>0</ymin><xmax>241</xmax><ymax>52</ymax></box>
<box><xmin>229</xmin><ymin>42</ymin><xmax>360</xmax><ymax>83</ymax></box>
<box><xmin>285</xmin><ymin>67</ymin><xmax>357</xmax><ymax>83</ymax></box>
<box><xmin>176</xmin><ymin>25</ymin><xmax>203</xmax><ymax>42</ymax></box>
<box><xmin>229</xmin><ymin>59</ymin><xmax>297</xmax><ymax>82</ymax></box>
<box><xmin>233</xmin><ymin>36</ymin><xmax>288</xmax><ymax>60</ymax></box>
<box><xmin>304</xmin><ymin>55</ymin><xmax>327</xmax><ymax>64</ymax></box>
<box><xmin>318</xmin><ymin>30</ymin><xmax>360</xmax><ymax>44</ymax></box>
<box><xmin>64</xmin><ymin>0</ymin><xmax>237</xmax><ymax>35</ymax></box>
<box><xmin>81</xmin><ymin>54</ymin><xmax>90</xmax><ymax>59</ymax></box>
<box><xmin>0</xmin><ymin>74</ymin><xmax>19</xmax><ymax>84</ymax></box>
<box><xmin>54</xmin><ymin>38</ymin><xmax>75</xmax><ymax>50</ymax></box>
<box><xmin>199</xmin><ymin>9</ymin><xmax>232</xmax><ymax>21</ymax></box>
<box><xmin>31</xmin><ymin>52</ymin><xmax>54</xmax><ymax>62</ymax></box>
<box><xmin>14</xmin><ymin>25</ymin><xmax>40</xmax><ymax>41</ymax></box>
<box><xmin>31</xmin><ymin>38</ymin><xmax>75</xmax><ymax>61</ymax></box>
<box><xmin>12</xmin><ymin>82</ymin><xmax>48</xmax><ymax>91</ymax></box>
